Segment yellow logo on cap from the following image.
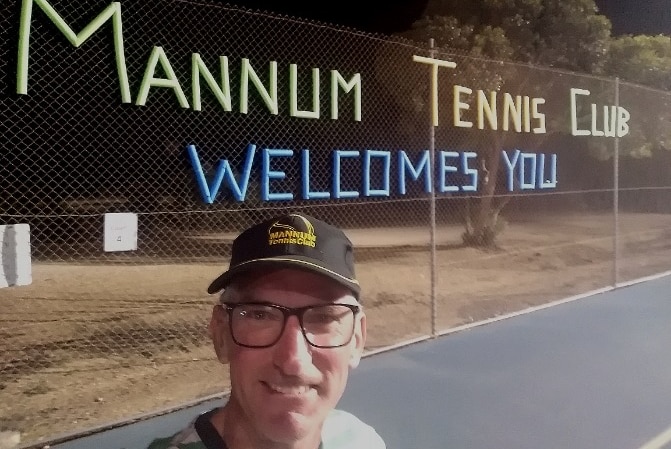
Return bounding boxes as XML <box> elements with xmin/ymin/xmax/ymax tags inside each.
<box><xmin>268</xmin><ymin>214</ymin><xmax>316</xmax><ymax>247</ymax></box>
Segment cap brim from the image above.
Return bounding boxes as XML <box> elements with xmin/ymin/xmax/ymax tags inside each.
<box><xmin>207</xmin><ymin>256</ymin><xmax>360</xmax><ymax>297</ymax></box>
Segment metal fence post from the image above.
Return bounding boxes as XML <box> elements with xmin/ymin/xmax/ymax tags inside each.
<box><xmin>429</xmin><ymin>38</ymin><xmax>437</xmax><ymax>337</ymax></box>
<box><xmin>613</xmin><ymin>77</ymin><xmax>620</xmax><ymax>287</ymax></box>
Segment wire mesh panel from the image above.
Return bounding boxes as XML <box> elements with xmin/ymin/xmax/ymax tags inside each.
<box><xmin>616</xmin><ymin>82</ymin><xmax>671</xmax><ymax>283</ymax></box>
<box><xmin>1</xmin><ymin>0</ymin><xmax>671</xmax><ymax>446</ymax></box>
<box><xmin>410</xmin><ymin>46</ymin><xmax>623</xmax><ymax>329</ymax></box>
<box><xmin>0</xmin><ymin>0</ymin><xmax>436</xmax><ymax>443</ymax></box>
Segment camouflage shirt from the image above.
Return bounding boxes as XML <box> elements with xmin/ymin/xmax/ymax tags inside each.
<box><xmin>147</xmin><ymin>408</ymin><xmax>386</xmax><ymax>449</ymax></box>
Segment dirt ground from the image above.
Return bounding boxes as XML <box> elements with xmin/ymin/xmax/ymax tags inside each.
<box><xmin>2</xmin><ymin>212</ymin><xmax>671</xmax><ymax>447</ymax></box>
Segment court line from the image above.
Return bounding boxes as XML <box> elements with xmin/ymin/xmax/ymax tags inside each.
<box><xmin>636</xmin><ymin>425</ymin><xmax>671</xmax><ymax>449</ymax></box>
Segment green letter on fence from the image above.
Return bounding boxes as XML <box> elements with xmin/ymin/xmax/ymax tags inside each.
<box><xmin>17</xmin><ymin>0</ymin><xmax>131</xmax><ymax>103</ymax></box>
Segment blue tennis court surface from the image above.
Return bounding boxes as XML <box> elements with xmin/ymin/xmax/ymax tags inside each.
<box><xmin>50</xmin><ymin>274</ymin><xmax>671</xmax><ymax>449</ymax></box>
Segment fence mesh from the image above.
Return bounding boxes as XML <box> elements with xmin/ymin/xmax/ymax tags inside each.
<box><xmin>1</xmin><ymin>0</ymin><xmax>671</xmax><ymax>446</ymax></box>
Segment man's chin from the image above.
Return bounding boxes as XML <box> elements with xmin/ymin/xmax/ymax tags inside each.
<box><xmin>260</xmin><ymin>410</ymin><xmax>320</xmax><ymax>443</ymax></box>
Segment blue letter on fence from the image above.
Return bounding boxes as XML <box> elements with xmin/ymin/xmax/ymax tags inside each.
<box><xmin>333</xmin><ymin>150</ymin><xmax>360</xmax><ymax>199</ymax></box>
<box><xmin>363</xmin><ymin>150</ymin><xmax>391</xmax><ymax>197</ymax></box>
<box><xmin>398</xmin><ymin>150</ymin><xmax>431</xmax><ymax>194</ymax></box>
<box><xmin>187</xmin><ymin>143</ymin><xmax>256</xmax><ymax>203</ymax></box>
<box><xmin>301</xmin><ymin>149</ymin><xmax>330</xmax><ymax>200</ymax></box>
<box><xmin>261</xmin><ymin>148</ymin><xmax>294</xmax><ymax>201</ymax></box>
<box><xmin>439</xmin><ymin>151</ymin><xmax>459</xmax><ymax>193</ymax></box>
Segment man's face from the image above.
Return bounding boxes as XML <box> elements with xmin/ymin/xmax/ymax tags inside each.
<box><xmin>211</xmin><ymin>268</ymin><xmax>366</xmax><ymax>445</ymax></box>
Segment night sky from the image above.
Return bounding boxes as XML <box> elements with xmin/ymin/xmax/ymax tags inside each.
<box><xmin>595</xmin><ymin>0</ymin><xmax>671</xmax><ymax>35</ymax></box>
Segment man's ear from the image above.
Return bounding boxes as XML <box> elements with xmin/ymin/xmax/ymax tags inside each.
<box><xmin>349</xmin><ymin>311</ymin><xmax>367</xmax><ymax>369</ymax></box>
<box><xmin>209</xmin><ymin>305</ymin><xmax>229</xmax><ymax>364</ymax></box>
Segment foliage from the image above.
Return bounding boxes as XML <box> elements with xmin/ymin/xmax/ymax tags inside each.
<box><xmin>405</xmin><ymin>0</ymin><xmax>611</xmax><ymax>73</ymax></box>
<box><xmin>604</xmin><ymin>34</ymin><xmax>671</xmax><ymax>91</ymax></box>
<box><xmin>393</xmin><ymin>0</ymin><xmax>611</xmax><ymax>247</ymax></box>
<box><xmin>390</xmin><ymin>0</ymin><xmax>671</xmax><ymax>248</ymax></box>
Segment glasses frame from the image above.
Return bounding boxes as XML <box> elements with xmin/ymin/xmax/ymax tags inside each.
<box><xmin>221</xmin><ymin>302</ymin><xmax>360</xmax><ymax>349</ymax></box>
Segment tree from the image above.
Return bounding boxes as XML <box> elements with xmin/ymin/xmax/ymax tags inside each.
<box><xmin>416</xmin><ymin>0</ymin><xmax>611</xmax><ymax>72</ymax></box>
<box><xmin>604</xmin><ymin>34</ymin><xmax>671</xmax><ymax>92</ymax></box>
<box><xmin>573</xmin><ymin>34</ymin><xmax>671</xmax><ymax>178</ymax></box>
<box><xmin>389</xmin><ymin>0</ymin><xmax>612</xmax><ymax>247</ymax></box>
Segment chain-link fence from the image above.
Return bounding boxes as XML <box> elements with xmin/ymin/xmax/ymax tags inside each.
<box><xmin>2</xmin><ymin>0</ymin><xmax>671</xmax><ymax>446</ymax></box>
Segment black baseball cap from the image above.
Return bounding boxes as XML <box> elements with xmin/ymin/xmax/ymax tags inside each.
<box><xmin>207</xmin><ymin>213</ymin><xmax>360</xmax><ymax>298</ymax></box>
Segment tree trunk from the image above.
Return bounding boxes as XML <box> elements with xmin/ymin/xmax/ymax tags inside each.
<box><xmin>463</xmin><ymin>136</ymin><xmax>504</xmax><ymax>248</ymax></box>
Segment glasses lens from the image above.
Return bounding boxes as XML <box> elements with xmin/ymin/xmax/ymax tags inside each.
<box><xmin>229</xmin><ymin>303</ymin><xmax>284</xmax><ymax>347</ymax></box>
<box><xmin>302</xmin><ymin>304</ymin><xmax>356</xmax><ymax>347</ymax></box>
<box><xmin>226</xmin><ymin>303</ymin><xmax>357</xmax><ymax>348</ymax></box>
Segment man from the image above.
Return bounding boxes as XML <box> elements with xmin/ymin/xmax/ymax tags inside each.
<box><xmin>148</xmin><ymin>212</ymin><xmax>385</xmax><ymax>449</ymax></box>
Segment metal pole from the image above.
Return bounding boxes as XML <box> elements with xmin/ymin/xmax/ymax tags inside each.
<box><xmin>613</xmin><ymin>77</ymin><xmax>620</xmax><ymax>287</ymax></box>
<box><xmin>429</xmin><ymin>38</ymin><xmax>437</xmax><ymax>337</ymax></box>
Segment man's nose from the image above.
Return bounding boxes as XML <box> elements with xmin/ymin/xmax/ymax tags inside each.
<box><xmin>272</xmin><ymin>315</ymin><xmax>313</xmax><ymax>375</ymax></box>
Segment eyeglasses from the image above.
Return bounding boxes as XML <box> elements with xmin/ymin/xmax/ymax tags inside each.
<box><xmin>221</xmin><ymin>302</ymin><xmax>360</xmax><ymax>348</ymax></box>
